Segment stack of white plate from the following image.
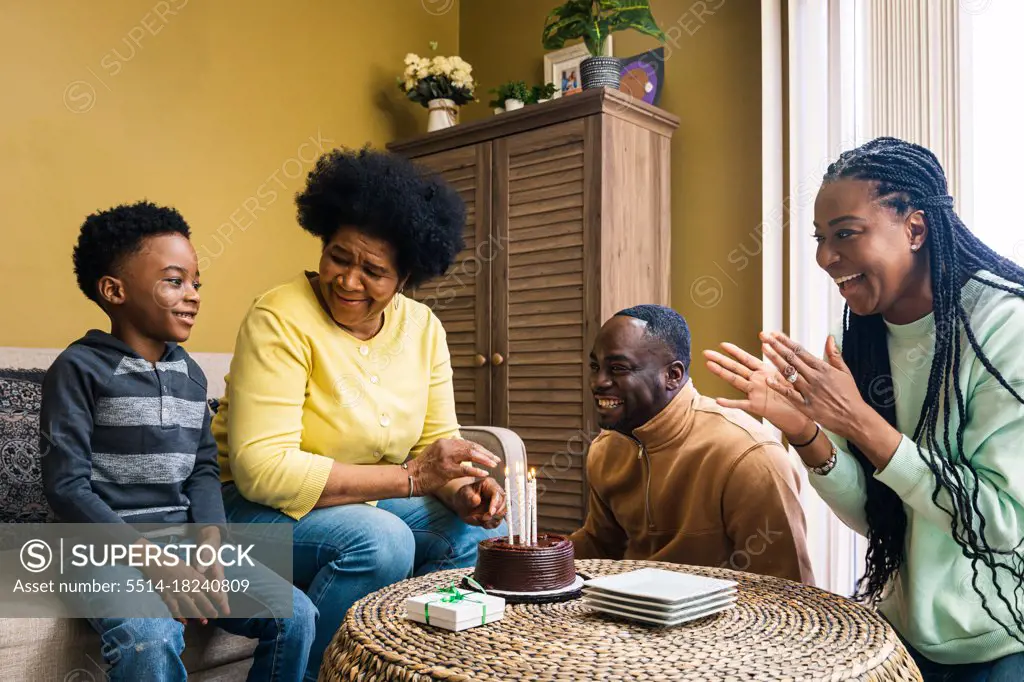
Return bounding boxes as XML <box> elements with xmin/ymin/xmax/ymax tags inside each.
<box><xmin>582</xmin><ymin>567</ymin><xmax>738</xmax><ymax>627</ymax></box>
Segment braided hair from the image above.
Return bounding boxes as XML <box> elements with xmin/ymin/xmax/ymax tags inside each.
<box><xmin>823</xmin><ymin>137</ymin><xmax>1024</xmax><ymax>641</ymax></box>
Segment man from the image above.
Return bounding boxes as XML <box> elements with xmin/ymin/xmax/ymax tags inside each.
<box><xmin>568</xmin><ymin>305</ymin><xmax>815</xmax><ymax>584</ymax></box>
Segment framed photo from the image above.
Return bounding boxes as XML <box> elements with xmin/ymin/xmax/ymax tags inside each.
<box><xmin>544</xmin><ymin>38</ymin><xmax>614</xmax><ymax>99</ymax></box>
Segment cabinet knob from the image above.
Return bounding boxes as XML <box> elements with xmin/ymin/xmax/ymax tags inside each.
<box><xmin>491</xmin><ymin>352</ymin><xmax>505</xmax><ymax>366</ymax></box>
<box><xmin>474</xmin><ymin>354</ymin><xmax>488</xmax><ymax>367</ymax></box>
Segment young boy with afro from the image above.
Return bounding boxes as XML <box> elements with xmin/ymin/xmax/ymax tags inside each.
<box><xmin>40</xmin><ymin>201</ymin><xmax>317</xmax><ymax>681</ymax></box>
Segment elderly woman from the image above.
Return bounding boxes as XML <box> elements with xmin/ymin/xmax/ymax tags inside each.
<box><xmin>706</xmin><ymin>137</ymin><xmax>1024</xmax><ymax>681</ymax></box>
<box><xmin>212</xmin><ymin>147</ymin><xmax>508</xmax><ymax>679</ymax></box>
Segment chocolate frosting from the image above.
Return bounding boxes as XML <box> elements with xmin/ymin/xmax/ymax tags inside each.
<box><xmin>473</xmin><ymin>534</ymin><xmax>576</xmax><ymax>592</ymax></box>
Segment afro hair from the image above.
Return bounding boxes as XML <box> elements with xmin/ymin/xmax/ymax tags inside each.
<box><xmin>295</xmin><ymin>146</ymin><xmax>465</xmax><ymax>289</ymax></box>
<box><xmin>72</xmin><ymin>200</ymin><xmax>191</xmax><ymax>304</ymax></box>
<box><xmin>614</xmin><ymin>304</ymin><xmax>692</xmax><ymax>370</ymax></box>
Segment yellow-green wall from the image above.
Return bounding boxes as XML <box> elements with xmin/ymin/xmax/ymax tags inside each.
<box><xmin>0</xmin><ymin>0</ymin><xmax>459</xmax><ymax>351</ymax></box>
<box><xmin>461</xmin><ymin>0</ymin><xmax>762</xmax><ymax>393</ymax></box>
<box><xmin>2</xmin><ymin>0</ymin><xmax>763</xmax><ymax>396</ymax></box>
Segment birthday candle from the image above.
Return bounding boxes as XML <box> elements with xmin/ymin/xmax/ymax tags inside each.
<box><xmin>517</xmin><ymin>461</ymin><xmax>526</xmax><ymax>546</ymax></box>
<box><xmin>504</xmin><ymin>466</ymin><xmax>514</xmax><ymax>545</ymax></box>
<box><xmin>524</xmin><ymin>469</ymin><xmax>532</xmax><ymax>547</ymax></box>
<box><xmin>530</xmin><ymin>468</ymin><xmax>538</xmax><ymax>545</ymax></box>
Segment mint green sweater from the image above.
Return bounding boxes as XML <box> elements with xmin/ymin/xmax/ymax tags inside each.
<box><xmin>809</xmin><ymin>272</ymin><xmax>1024</xmax><ymax>664</ymax></box>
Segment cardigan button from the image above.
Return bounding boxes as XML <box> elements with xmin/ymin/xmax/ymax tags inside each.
<box><xmin>379</xmin><ymin>413</ymin><xmax>391</xmax><ymax>427</ymax></box>
<box><xmin>359</xmin><ymin>345</ymin><xmax>370</xmax><ymax>356</ymax></box>
<box><xmin>369</xmin><ymin>375</ymin><xmax>379</xmax><ymax>384</ymax></box>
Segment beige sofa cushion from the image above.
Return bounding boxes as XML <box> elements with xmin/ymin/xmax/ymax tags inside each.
<box><xmin>0</xmin><ymin>614</ymin><xmax>257</xmax><ymax>681</ymax></box>
<box><xmin>0</xmin><ymin>563</ymin><xmax>255</xmax><ymax>681</ymax></box>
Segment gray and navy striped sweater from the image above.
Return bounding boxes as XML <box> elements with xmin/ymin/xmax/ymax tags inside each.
<box><xmin>40</xmin><ymin>330</ymin><xmax>226</xmax><ymax>529</ymax></box>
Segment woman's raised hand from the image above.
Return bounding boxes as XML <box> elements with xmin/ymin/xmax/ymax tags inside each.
<box><xmin>703</xmin><ymin>342</ymin><xmax>812</xmax><ymax>437</ymax></box>
<box><xmin>408</xmin><ymin>438</ymin><xmax>500</xmax><ymax>496</ymax></box>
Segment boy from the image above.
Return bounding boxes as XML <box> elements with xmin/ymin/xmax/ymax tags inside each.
<box><xmin>40</xmin><ymin>201</ymin><xmax>316</xmax><ymax>681</ymax></box>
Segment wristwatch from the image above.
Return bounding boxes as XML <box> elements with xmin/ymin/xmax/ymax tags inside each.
<box><xmin>810</xmin><ymin>438</ymin><xmax>839</xmax><ymax>477</ymax></box>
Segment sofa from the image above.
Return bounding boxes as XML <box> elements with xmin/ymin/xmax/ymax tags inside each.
<box><xmin>0</xmin><ymin>361</ymin><xmax>524</xmax><ymax>681</ymax></box>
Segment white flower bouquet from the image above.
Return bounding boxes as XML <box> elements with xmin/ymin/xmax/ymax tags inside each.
<box><xmin>398</xmin><ymin>41</ymin><xmax>476</xmax><ymax>107</ymax></box>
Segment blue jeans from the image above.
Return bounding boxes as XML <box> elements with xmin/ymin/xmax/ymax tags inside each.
<box><xmin>221</xmin><ymin>483</ymin><xmax>507</xmax><ymax>682</ymax></box>
<box><xmin>902</xmin><ymin>638</ymin><xmax>1024</xmax><ymax>681</ymax></box>
<box><xmin>72</xmin><ymin>544</ymin><xmax>317</xmax><ymax>682</ymax></box>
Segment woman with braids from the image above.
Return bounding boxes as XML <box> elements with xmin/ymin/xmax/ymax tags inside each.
<box><xmin>705</xmin><ymin>136</ymin><xmax>1024</xmax><ymax>680</ymax></box>
<box><xmin>211</xmin><ymin>147</ymin><xmax>507</xmax><ymax>679</ymax></box>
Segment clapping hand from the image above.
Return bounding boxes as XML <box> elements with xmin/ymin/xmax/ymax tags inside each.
<box><xmin>703</xmin><ymin>341</ymin><xmax>812</xmax><ymax>436</ymax></box>
<box><xmin>757</xmin><ymin>331</ymin><xmax>868</xmax><ymax>440</ymax></box>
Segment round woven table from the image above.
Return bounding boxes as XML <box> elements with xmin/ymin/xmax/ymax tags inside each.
<box><xmin>320</xmin><ymin>559</ymin><xmax>922</xmax><ymax>681</ymax></box>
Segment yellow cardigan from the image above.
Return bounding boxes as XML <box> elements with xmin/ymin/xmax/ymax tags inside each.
<box><xmin>211</xmin><ymin>273</ymin><xmax>460</xmax><ymax>520</ymax></box>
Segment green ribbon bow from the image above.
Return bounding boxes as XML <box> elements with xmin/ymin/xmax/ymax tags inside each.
<box><xmin>422</xmin><ymin>578</ymin><xmax>490</xmax><ymax>626</ymax></box>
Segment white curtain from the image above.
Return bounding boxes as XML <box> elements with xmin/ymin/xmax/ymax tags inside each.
<box><xmin>863</xmin><ymin>0</ymin><xmax>969</xmax><ymax>219</ymax></box>
<box><xmin>967</xmin><ymin>0</ymin><xmax>1024</xmax><ymax>260</ymax></box>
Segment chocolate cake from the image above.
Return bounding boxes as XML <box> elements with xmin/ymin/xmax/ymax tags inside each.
<box><xmin>473</xmin><ymin>534</ymin><xmax>576</xmax><ymax>592</ymax></box>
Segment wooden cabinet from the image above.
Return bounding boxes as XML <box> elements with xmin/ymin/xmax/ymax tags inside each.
<box><xmin>388</xmin><ymin>88</ymin><xmax>679</xmax><ymax>533</ymax></box>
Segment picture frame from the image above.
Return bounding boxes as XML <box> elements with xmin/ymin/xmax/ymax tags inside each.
<box><xmin>543</xmin><ymin>38</ymin><xmax>614</xmax><ymax>99</ymax></box>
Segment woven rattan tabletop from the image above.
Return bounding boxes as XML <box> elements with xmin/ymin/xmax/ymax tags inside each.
<box><xmin>320</xmin><ymin>559</ymin><xmax>922</xmax><ymax>681</ymax></box>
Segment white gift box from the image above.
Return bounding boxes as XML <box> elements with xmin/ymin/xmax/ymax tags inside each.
<box><xmin>404</xmin><ymin>588</ymin><xmax>505</xmax><ymax>631</ymax></box>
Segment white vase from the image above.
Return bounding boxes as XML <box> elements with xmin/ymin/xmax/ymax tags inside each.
<box><xmin>504</xmin><ymin>98</ymin><xmax>524</xmax><ymax>111</ymax></box>
<box><xmin>427</xmin><ymin>98</ymin><xmax>458</xmax><ymax>132</ymax></box>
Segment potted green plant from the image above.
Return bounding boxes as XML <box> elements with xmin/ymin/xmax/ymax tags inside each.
<box><xmin>542</xmin><ymin>0</ymin><xmax>666</xmax><ymax>90</ymax></box>
<box><xmin>488</xmin><ymin>84</ymin><xmax>509</xmax><ymax>113</ymax></box>
<box><xmin>530</xmin><ymin>82</ymin><xmax>558</xmax><ymax>104</ymax></box>
<box><xmin>489</xmin><ymin>80</ymin><xmax>531</xmax><ymax>112</ymax></box>
<box><xmin>397</xmin><ymin>41</ymin><xmax>476</xmax><ymax>132</ymax></box>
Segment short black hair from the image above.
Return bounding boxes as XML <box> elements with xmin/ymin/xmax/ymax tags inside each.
<box><xmin>72</xmin><ymin>200</ymin><xmax>191</xmax><ymax>304</ymax></box>
<box><xmin>295</xmin><ymin>146</ymin><xmax>465</xmax><ymax>289</ymax></box>
<box><xmin>614</xmin><ymin>304</ymin><xmax>691</xmax><ymax>369</ymax></box>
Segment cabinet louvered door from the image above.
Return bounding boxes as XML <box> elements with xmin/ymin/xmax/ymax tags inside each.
<box><xmin>406</xmin><ymin>143</ymin><xmax>492</xmax><ymax>427</ymax></box>
<box><xmin>492</xmin><ymin>119</ymin><xmax>591</xmax><ymax>533</ymax></box>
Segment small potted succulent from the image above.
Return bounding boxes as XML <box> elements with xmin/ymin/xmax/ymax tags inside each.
<box><xmin>542</xmin><ymin>0</ymin><xmax>666</xmax><ymax>90</ymax></box>
<box><xmin>489</xmin><ymin>80</ymin><xmax>531</xmax><ymax>112</ymax></box>
<box><xmin>530</xmin><ymin>82</ymin><xmax>558</xmax><ymax>104</ymax></box>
